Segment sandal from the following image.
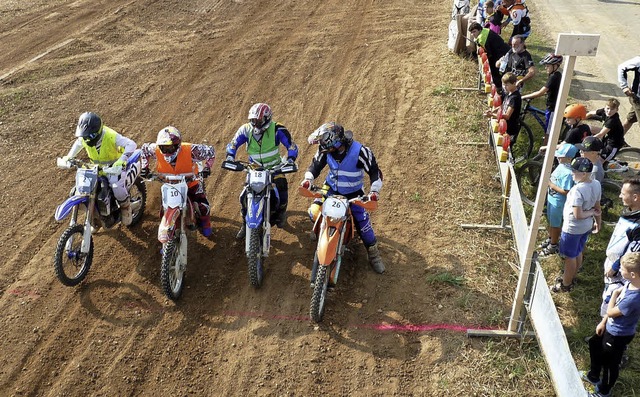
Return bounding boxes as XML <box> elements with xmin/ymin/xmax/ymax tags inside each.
<box><xmin>551</xmin><ymin>280</ymin><xmax>574</xmax><ymax>293</ymax></box>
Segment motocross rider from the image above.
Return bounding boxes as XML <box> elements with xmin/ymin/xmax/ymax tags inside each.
<box><xmin>225</xmin><ymin>103</ymin><xmax>299</xmax><ymax>238</ymax></box>
<box><xmin>302</xmin><ymin>122</ymin><xmax>385</xmax><ymax>274</ymax></box>
<box><xmin>140</xmin><ymin>126</ymin><xmax>216</xmax><ymax>237</ymax></box>
<box><xmin>62</xmin><ymin>112</ymin><xmax>137</xmax><ymax>226</ymax></box>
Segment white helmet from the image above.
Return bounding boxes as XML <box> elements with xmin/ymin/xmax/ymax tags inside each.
<box><xmin>248</xmin><ymin>103</ymin><xmax>272</xmax><ymax>133</ymax></box>
<box><xmin>156</xmin><ymin>126</ymin><xmax>182</xmax><ymax>163</ymax></box>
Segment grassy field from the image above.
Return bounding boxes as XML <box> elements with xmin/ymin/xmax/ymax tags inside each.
<box><xmin>438</xmin><ymin>5</ymin><xmax>640</xmax><ymax>395</ymax></box>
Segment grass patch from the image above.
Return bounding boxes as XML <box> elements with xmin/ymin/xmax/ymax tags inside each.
<box><xmin>426</xmin><ymin>272</ymin><xmax>465</xmax><ymax>287</ymax></box>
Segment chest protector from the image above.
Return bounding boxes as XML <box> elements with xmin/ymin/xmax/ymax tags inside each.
<box><xmin>247</xmin><ymin>122</ymin><xmax>280</xmax><ymax>168</ymax></box>
<box><xmin>325</xmin><ymin>141</ymin><xmax>364</xmax><ymax>195</ymax></box>
<box><xmin>156</xmin><ymin>143</ymin><xmax>198</xmax><ymax>188</ymax></box>
<box><xmin>81</xmin><ymin>126</ymin><xmax>123</xmax><ymax>164</ymax></box>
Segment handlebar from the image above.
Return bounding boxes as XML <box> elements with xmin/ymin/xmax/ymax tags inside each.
<box><xmin>297</xmin><ymin>185</ymin><xmax>378</xmax><ymax>211</ymax></box>
<box><xmin>221</xmin><ymin>160</ymin><xmax>298</xmax><ymax>174</ymax></box>
<box><xmin>56</xmin><ymin>157</ymin><xmax>123</xmax><ymax>175</ymax></box>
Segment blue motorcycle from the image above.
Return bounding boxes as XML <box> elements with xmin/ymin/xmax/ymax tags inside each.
<box><xmin>53</xmin><ymin>150</ymin><xmax>146</xmax><ymax>286</ymax></box>
<box><xmin>222</xmin><ymin>159</ymin><xmax>297</xmax><ymax>287</ymax></box>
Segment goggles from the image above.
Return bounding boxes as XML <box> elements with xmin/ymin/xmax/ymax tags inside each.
<box><xmin>159</xmin><ymin>144</ymin><xmax>179</xmax><ymax>155</ymax></box>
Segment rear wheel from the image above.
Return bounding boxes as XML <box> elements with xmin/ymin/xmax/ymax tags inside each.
<box><xmin>54</xmin><ymin>224</ymin><xmax>93</xmax><ymax>286</ymax></box>
<box><xmin>310</xmin><ymin>265</ymin><xmax>329</xmax><ymax>323</ymax></box>
<box><xmin>247</xmin><ymin>227</ymin><xmax>264</xmax><ymax>288</ymax></box>
<box><xmin>160</xmin><ymin>236</ymin><xmax>185</xmax><ymax>301</ymax></box>
<box><xmin>512</xmin><ymin>121</ymin><xmax>534</xmax><ymax>164</ymax></box>
<box><xmin>516</xmin><ymin>160</ymin><xmax>543</xmax><ymax>207</ymax></box>
<box><xmin>601</xmin><ymin>180</ymin><xmax>623</xmax><ymax>226</ymax></box>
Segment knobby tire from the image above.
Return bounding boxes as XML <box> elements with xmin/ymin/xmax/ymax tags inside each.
<box><xmin>53</xmin><ymin>224</ymin><xmax>93</xmax><ymax>286</ymax></box>
<box><xmin>310</xmin><ymin>265</ymin><xmax>329</xmax><ymax>323</ymax></box>
<box><xmin>160</xmin><ymin>237</ymin><xmax>184</xmax><ymax>301</ymax></box>
<box><xmin>247</xmin><ymin>227</ymin><xmax>264</xmax><ymax>288</ymax></box>
<box><xmin>128</xmin><ymin>177</ymin><xmax>147</xmax><ymax>227</ymax></box>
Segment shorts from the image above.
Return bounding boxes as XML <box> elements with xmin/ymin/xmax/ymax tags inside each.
<box><xmin>544</xmin><ymin>110</ymin><xmax>554</xmax><ymax>135</ymax></box>
<box><xmin>626</xmin><ymin>95</ymin><xmax>640</xmax><ymax>123</ymax></box>
<box><xmin>559</xmin><ymin>230</ymin><xmax>591</xmax><ymax>259</ymax></box>
<box><xmin>546</xmin><ymin>200</ymin><xmax>564</xmax><ymax>228</ymax></box>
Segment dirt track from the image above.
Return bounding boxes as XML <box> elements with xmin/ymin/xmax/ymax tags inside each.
<box><xmin>0</xmin><ymin>1</ymin><xmax>550</xmax><ymax>396</ymax></box>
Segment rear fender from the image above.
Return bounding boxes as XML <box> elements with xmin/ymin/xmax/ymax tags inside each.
<box><xmin>316</xmin><ymin>218</ymin><xmax>344</xmax><ymax>265</ymax></box>
<box><xmin>54</xmin><ymin>195</ymin><xmax>89</xmax><ymax>221</ymax></box>
<box><xmin>158</xmin><ymin>207</ymin><xmax>180</xmax><ymax>243</ymax></box>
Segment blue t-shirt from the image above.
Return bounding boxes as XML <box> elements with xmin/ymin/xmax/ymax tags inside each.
<box><xmin>547</xmin><ymin>163</ymin><xmax>574</xmax><ymax>207</ymax></box>
<box><xmin>607</xmin><ymin>283</ymin><xmax>640</xmax><ymax>336</ymax></box>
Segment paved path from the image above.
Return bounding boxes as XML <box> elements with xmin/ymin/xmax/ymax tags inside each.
<box><xmin>533</xmin><ymin>0</ymin><xmax>640</xmax><ymax>145</ymax></box>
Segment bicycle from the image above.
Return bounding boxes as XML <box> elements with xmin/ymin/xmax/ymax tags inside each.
<box><xmin>513</xmin><ymin>98</ymin><xmax>572</xmax><ymax>164</ymax></box>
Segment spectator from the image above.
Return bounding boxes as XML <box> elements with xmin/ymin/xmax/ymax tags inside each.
<box><xmin>576</xmin><ymin>136</ymin><xmax>605</xmax><ymax>184</ymax></box>
<box><xmin>587</xmin><ymin>98</ymin><xmax>625</xmax><ymax>161</ymax></box>
<box><xmin>538</xmin><ymin>143</ymin><xmax>578</xmax><ymax>257</ymax></box>
<box><xmin>582</xmin><ymin>252</ymin><xmax>640</xmax><ymax>397</ymax></box>
<box><xmin>562</xmin><ymin>104</ymin><xmax>592</xmax><ymax>145</ymax></box>
<box><xmin>469</xmin><ymin>21</ymin><xmax>510</xmax><ymax>90</ymax></box>
<box><xmin>522</xmin><ymin>53</ymin><xmax>562</xmax><ymax>147</ymax></box>
<box><xmin>484</xmin><ymin>73</ymin><xmax>521</xmax><ymax>149</ymax></box>
<box><xmin>496</xmin><ymin>35</ymin><xmax>535</xmax><ymax>90</ymax></box>
<box><xmin>480</xmin><ymin>1</ymin><xmax>503</xmax><ymax>34</ymax></box>
<box><xmin>617</xmin><ymin>56</ymin><xmax>640</xmax><ymax>134</ymax></box>
<box><xmin>499</xmin><ymin>0</ymin><xmax>531</xmax><ymax>41</ymax></box>
<box><xmin>552</xmin><ymin>157</ymin><xmax>601</xmax><ymax>293</ymax></box>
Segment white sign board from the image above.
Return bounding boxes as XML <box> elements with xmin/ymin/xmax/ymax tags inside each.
<box><xmin>528</xmin><ymin>263</ymin><xmax>585</xmax><ymax>396</ymax></box>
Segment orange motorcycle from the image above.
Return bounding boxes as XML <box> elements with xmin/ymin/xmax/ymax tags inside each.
<box><xmin>298</xmin><ymin>185</ymin><xmax>378</xmax><ymax>322</ymax></box>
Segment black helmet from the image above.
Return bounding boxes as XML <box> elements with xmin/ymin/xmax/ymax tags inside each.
<box><xmin>75</xmin><ymin>112</ymin><xmax>103</xmax><ymax>147</ymax></box>
<box><xmin>317</xmin><ymin>122</ymin><xmax>346</xmax><ymax>153</ymax></box>
<box><xmin>539</xmin><ymin>53</ymin><xmax>563</xmax><ymax>65</ymax></box>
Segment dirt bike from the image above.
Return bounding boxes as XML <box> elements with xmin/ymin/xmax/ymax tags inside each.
<box><xmin>146</xmin><ymin>171</ymin><xmax>205</xmax><ymax>301</ymax></box>
<box><xmin>298</xmin><ymin>184</ymin><xmax>378</xmax><ymax>322</ymax></box>
<box><xmin>53</xmin><ymin>150</ymin><xmax>146</xmax><ymax>286</ymax></box>
<box><xmin>222</xmin><ymin>159</ymin><xmax>298</xmax><ymax>287</ymax></box>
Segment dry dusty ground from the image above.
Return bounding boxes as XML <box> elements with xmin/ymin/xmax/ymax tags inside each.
<box><xmin>0</xmin><ymin>1</ymin><xmax>555</xmax><ymax>396</ymax></box>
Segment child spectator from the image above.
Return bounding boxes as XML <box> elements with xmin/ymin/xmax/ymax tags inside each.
<box><xmin>482</xmin><ymin>1</ymin><xmax>503</xmax><ymax>34</ymax></box>
<box><xmin>587</xmin><ymin>98</ymin><xmax>625</xmax><ymax>161</ymax></box>
<box><xmin>582</xmin><ymin>251</ymin><xmax>640</xmax><ymax>397</ymax></box>
<box><xmin>522</xmin><ymin>53</ymin><xmax>563</xmax><ymax>147</ymax></box>
<box><xmin>539</xmin><ymin>143</ymin><xmax>578</xmax><ymax>257</ymax></box>
<box><xmin>484</xmin><ymin>73</ymin><xmax>521</xmax><ymax>150</ymax></box>
<box><xmin>562</xmin><ymin>104</ymin><xmax>592</xmax><ymax>145</ymax></box>
<box><xmin>576</xmin><ymin>136</ymin><xmax>605</xmax><ymax>184</ymax></box>
<box><xmin>553</xmin><ymin>157</ymin><xmax>601</xmax><ymax>293</ymax></box>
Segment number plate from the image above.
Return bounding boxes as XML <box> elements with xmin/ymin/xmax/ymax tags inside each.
<box><xmin>75</xmin><ymin>168</ymin><xmax>98</xmax><ymax>195</ymax></box>
<box><xmin>322</xmin><ymin>197</ymin><xmax>348</xmax><ymax>219</ymax></box>
<box><xmin>161</xmin><ymin>182</ymin><xmax>188</xmax><ymax>208</ymax></box>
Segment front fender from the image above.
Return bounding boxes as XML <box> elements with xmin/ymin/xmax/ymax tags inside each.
<box><xmin>54</xmin><ymin>195</ymin><xmax>89</xmax><ymax>221</ymax></box>
<box><xmin>316</xmin><ymin>221</ymin><xmax>343</xmax><ymax>266</ymax></box>
<box><xmin>246</xmin><ymin>196</ymin><xmax>265</xmax><ymax>229</ymax></box>
<box><xmin>158</xmin><ymin>207</ymin><xmax>180</xmax><ymax>243</ymax></box>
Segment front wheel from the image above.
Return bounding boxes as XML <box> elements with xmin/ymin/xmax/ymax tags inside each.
<box><xmin>516</xmin><ymin>160</ymin><xmax>543</xmax><ymax>207</ymax></box>
<box><xmin>128</xmin><ymin>177</ymin><xmax>147</xmax><ymax>227</ymax></box>
<box><xmin>512</xmin><ymin>121</ymin><xmax>534</xmax><ymax>164</ymax></box>
<box><xmin>247</xmin><ymin>227</ymin><xmax>264</xmax><ymax>288</ymax></box>
<box><xmin>310</xmin><ymin>265</ymin><xmax>329</xmax><ymax>323</ymax></box>
<box><xmin>160</xmin><ymin>236</ymin><xmax>185</xmax><ymax>301</ymax></box>
<box><xmin>54</xmin><ymin>224</ymin><xmax>93</xmax><ymax>286</ymax></box>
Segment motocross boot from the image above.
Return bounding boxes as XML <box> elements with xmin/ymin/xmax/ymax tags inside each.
<box><xmin>119</xmin><ymin>199</ymin><xmax>133</xmax><ymax>226</ymax></box>
<box><xmin>367</xmin><ymin>243</ymin><xmax>385</xmax><ymax>274</ymax></box>
<box><xmin>200</xmin><ymin>215</ymin><xmax>212</xmax><ymax>237</ymax></box>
